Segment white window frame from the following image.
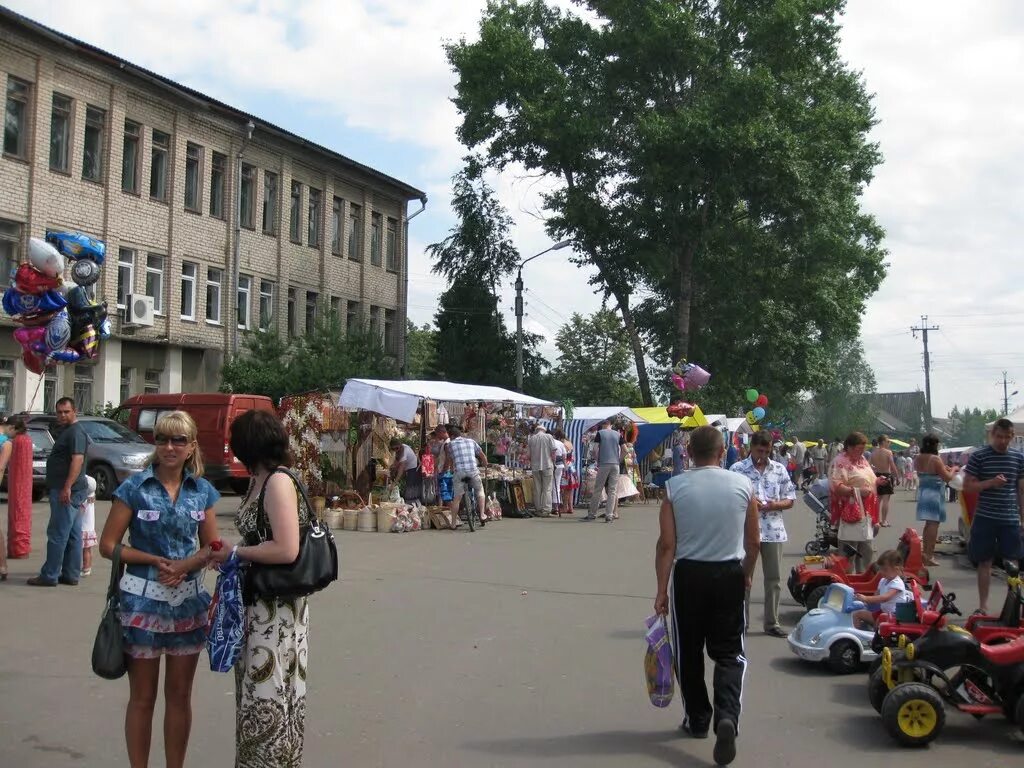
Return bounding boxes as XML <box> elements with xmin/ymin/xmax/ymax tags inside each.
<box><xmin>143</xmin><ymin>369</ymin><xmax>161</xmax><ymax>395</ymax></box>
<box><xmin>180</xmin><ymin>261</ymin><xmax>197</xmax><ymax>320</ymax></box>
<box><xmin>237</xmin><ymin>274</ymin><xmax>252</xmax><ymax>330</ymax></box>
<box><xmin>117</xmin><ymin>248</ymin><xmax>135</xmax><ymax>309</ymax></box>
<box><xmin>146</xmin><ymin>253</ymin><xmax>165</xmax><ymax>315</ymax></box>
<box><xmin>206</xmin><ymin>267</ymin><xmax>223</xmax><ymax>325</ymax></box>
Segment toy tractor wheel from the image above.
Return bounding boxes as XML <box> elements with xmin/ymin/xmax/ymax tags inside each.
<box><xmin>868</xmin><ymin>656</ymin><xmax>883</xmax><ymax>678</ymax></box>
<box><xmin>827</xmin><ymin>639</ymin><xmax>861</xmax><ymax>674</ymax></box>
<box><xmin>804</xmin><ymin>584</ymin><xmax>829</xmax><ymax>611</ymax></box>
<box><xmin>868</xmin><ymin>666</ymin><xmax>889</xmax><ymax>713</ymax></box>
<box><xmin>805</xmin><ymin>541</ymin><xmax>822</xmax><ymax>556</ymax></box>
<box><xmin>881</xmin><ymin>683</ymin><xmax>945</xmax><ymax>747</ymax></box>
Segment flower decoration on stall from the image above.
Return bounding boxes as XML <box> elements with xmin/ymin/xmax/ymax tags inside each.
<box><xmin>279</xmin><ymin>392</ymin><xmax>327</xmax><ymax>495</ymax></box>
<box><xmin>3</xmin><ymin>231</ymin><xmax>109</xmax><ymax>374</ymax></box>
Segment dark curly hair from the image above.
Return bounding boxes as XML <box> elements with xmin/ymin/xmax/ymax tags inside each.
<box><xmin>229</xmin><ymin>409</ymin><xmax>292</xmax><ymax>472</ymax></box>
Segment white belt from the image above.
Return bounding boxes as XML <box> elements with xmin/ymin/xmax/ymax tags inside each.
<box><xmin>120</xmin><ymin>573</ymin><xmax>206</xmax><ymax>607</ymax></box>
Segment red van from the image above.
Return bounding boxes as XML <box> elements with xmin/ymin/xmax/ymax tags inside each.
<box><xmin>113</xmin><ymin>393</ymin><xmax>277</xmax><ymax>492</ymax></box>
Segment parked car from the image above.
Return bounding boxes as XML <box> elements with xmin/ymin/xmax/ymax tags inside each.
<box><xmin>113</xmin><ymin>393</ymin><xmax>277</xmax><ymax>493</ymax></box>
<box><xmin>0</xmin><ymin>426</ymin><xmax>54</xmax><ymax>501</ymax></box>
<box><xmin>15</xmin><ymin>414</ymin><xmax>153</xmax><ymax>500</ymax></box>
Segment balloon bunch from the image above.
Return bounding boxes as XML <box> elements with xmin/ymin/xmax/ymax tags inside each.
<box><xmin>744</xmin><ymin>388</ymin><xmax>770</xmax><ymax>425</ymax></box>
<box><xmin>669</xmin><ymin>359</ymin><xmax>711</xmax><ymax>393</ymax></box>
<box><xmin>667</xmin><ymin>401</ymin><xmax>696</xmax><ymax>419</ymax></box>
<box><xmin>3</xmin><ymin>231</ymin><xmax>109</xmax><ymax>374</ymax></box>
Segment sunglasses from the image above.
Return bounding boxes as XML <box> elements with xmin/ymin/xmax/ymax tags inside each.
<box><xmin>154</xmin><ymin>434</ymin><xmax>190</xmax><ymax>446</ymax></box>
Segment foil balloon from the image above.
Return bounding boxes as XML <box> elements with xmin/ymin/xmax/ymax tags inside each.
<box><xmin>13</xmin><ymin>325</ymin><xmax>45</xmax><ymax>352</ymax></box>
<box><xmin>71</xmin><ymin>323</ymin><xmax>99</xmax><ymax>359</ymax></box>
<box><xmin>49</xmin><ymin>348</ymin><xmax>81</xmax><ymax>363</ymax></box>
<box><xmin>681</xmin><ymin>363</ymin><xmax>711</xmax><ymax>391</ymax></box>
<box><xmin>97</xmin><ymin>317</ymin><xmax>112</xmax><ymax>339</ymax></box>
<box><xmin>45</xmin><ymin>230</ymin><xmax>106</xmax><ymax>264</ymax></box>
<box><xmin>66</xmin><ymin>285</ymin><xmax>95</xmax><ymax>312</ymax></box>
<box><xmin>14</xmin><ymin>262</ymin><xmax>61</xmax><ymax>295</ymax></box>
<box><xmin>70</xmin><ymin>258</ymin><xmax>100</xmax><ymax>287</ymax></box>
<box><xmin>18</xmin><ymin>309</ymin><xmax>57</xmax><ymax>327</ymax></box>
<box><xmin>27</xmin><ymin>238</ymin><xmax>64</xmax><ymax>277</ymax></box>
<box><xmin>44</xmin><ymin>309</ymin><xmax>72</xmax><ymax>353</ymax></box>
<box><xmin>670</xmin><ymin>373</ymin><xmax>686</xmax><ymax>392</ymax></box>
<box><xmin>2</xmin><ymin>286</ymin><xmax>67</xmax><ymax>317</ymax></box>
<box><xmin>667</xmin><ymin>401</ymin><xmax>696</xmax><ymax>419</ymax></box>
<box><xmin>22</xmin><ymin>348</ymin><xmax>47</xmax><ymax>375</ymax></box>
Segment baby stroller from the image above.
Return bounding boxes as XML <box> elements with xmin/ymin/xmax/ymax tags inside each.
<box><xmin>803</xmin><ymin>477</ymin><xmax>839</xmax><ymax>556</ymax></box>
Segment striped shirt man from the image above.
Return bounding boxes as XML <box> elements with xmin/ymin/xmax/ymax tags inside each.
<box><xmin>965</xmin><ymin>445</ymin><xmax>1024</xmax><ymax>522</ymax></box>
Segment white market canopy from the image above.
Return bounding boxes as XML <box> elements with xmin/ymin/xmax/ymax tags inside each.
<box><xmin>338</xmin><ymin>378</ymin><xmax>556</xmax><ymax>424</ymax></box>
<box><xmin>725</xmin><ymin>417</ymin><xmax>754</xmax><ymax>435</ymax></box>
<box><xmin>569</xmin><ymin>406</ymin><xmax>647</xmax><ymax>430</ymax></box>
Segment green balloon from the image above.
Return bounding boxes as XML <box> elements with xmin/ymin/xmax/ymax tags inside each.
<box><xmin>745</xmin><ymin>389</ymin><xmax>759</xmax><ymax>403</ymax></box>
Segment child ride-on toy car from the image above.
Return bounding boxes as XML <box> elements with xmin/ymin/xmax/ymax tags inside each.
<box><xmin>787</xmin><ymin>583</ymin><xmax>879</xmax><ymax>673</ymax></box>
<box><xmin>874</xmin><ymin>591</ymin><xmax>1024</xmax><ymax>747</ymax></box>
<box><xmin>787</xmin><ymin>527</ymin><xmax>930</xmax><ymax>610</ymax></box>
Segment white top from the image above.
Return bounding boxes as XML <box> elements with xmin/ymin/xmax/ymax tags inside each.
<box><xmin>394</xmin><ymin>444</ymin><xmax>418</xmax><ymax>473</ymax></box>
<box><xmin>877</xmin><ymin>576</ymin><xmax>911</xmax><ymax>614</ymax></box>
<box><xmin>667</xmin><ymin>466</ymin><xmax>752</xmax><ymax>562</ymax></box>
<box><xmin>527</xmin><ymin>431</ymin><xmax>555</xmax><ymax>471</ymax></box>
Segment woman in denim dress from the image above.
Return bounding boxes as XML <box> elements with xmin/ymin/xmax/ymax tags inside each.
<box><xmin>100</xmin><ymin>411</ymin><xmax>220</xmax><ymax>768</ymax></box>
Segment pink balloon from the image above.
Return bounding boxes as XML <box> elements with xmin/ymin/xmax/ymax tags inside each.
<box><xmin>13</xmin><ymin>326</ymin><xmax>45</xmax><ymax>352</ymax></box>
<box><xmin>670</xmin><ymin>373</ymin><xmax>686</xmax><ymax>391</ymax></box>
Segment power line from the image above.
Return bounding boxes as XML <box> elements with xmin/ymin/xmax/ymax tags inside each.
<box><xmin>911</xmin><ymin>316</ymin><xmax>939</xmax><ymax>432</ymax></box>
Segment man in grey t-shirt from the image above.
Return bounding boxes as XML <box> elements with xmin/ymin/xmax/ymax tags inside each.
<box><xmin>29</xmin><ymin>398</ymin><xmax>89</xmax><ymax>587</ymax></box>
<box><xmin>585</xmin><ymin>421</ymin><xmax>624</xmax><ymax>522</ymax></box>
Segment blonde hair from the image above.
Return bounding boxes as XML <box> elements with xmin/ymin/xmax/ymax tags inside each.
<box><xmin>148</xmin><ymin>410</ymin><xmax>205</xmax><ymax>478</ymax></box>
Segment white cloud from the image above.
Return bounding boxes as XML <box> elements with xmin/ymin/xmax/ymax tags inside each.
<box><xmin>10</xmin><ymin>0</ymin><xmax>1022</xmax><ymax>414</ymax></box>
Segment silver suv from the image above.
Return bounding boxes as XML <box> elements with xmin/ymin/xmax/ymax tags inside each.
<box><xmin>18</xmin><ymin>414</ymin><xmax>153</xmax><ymax>500</ymax></box>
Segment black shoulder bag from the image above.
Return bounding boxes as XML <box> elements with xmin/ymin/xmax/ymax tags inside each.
<box><xmin>92</xmin><ymin>542</ymin><xmax>127</xmax><ymax>680</ymax></box>
<box><xmin>243</xmin><ymin>467</ymin><xmax>338</xmax><ymax>605</ymax></box>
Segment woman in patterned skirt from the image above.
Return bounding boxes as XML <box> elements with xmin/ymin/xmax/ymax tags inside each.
<box><xmin>209</xmin><ymin>409</ymin><xmax>309</xmax><ymax>767</ymax></box>
<box><xmin>100</xmin><ymin>411</ymin><xmax>221</xmax><ymax>768</ymax></box>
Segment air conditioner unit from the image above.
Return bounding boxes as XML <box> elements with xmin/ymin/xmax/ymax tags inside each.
<box><xmin>124</xmin><ymin>294</ymin><xmax>155</xmax><ymax>327</ymax></box>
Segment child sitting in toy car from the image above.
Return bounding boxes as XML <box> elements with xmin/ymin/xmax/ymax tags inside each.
<box><xmin>852</xmin><ymin>550</ymin><xmax>912</xmax><ymax>629</ymax></box>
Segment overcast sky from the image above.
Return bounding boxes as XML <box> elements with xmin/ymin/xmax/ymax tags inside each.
<box><xmin>9</xmin><ymin>0</ymin><xmax>1024</xmax><ymax>416</ymax></box>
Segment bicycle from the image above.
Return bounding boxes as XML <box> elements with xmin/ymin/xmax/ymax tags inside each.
<box><xmin>458</xmin><ymin>476</ymin><xmax>485</xmax><ymax>532</ymax></box>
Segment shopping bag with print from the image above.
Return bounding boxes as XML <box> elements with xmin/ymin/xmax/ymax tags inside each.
<box><xmin>207</xmin><ymin>554</ymin><xmax>246</xmax><ymax>673</ymax></box>
<box><xmin>644</xmin><ymin>614</ymin><xmax>675</xmax><ymax>708</ymax></box>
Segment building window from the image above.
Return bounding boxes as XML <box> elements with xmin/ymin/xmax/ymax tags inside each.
<box><xmin>73</xmin><ymin>365</ymin><xmax>93</xmax><ymax>413</ymax></box>
<box><xmin>117</xmin><ymin>248</ymin><xmax>135</xmax><ymax>308</ymax></box>
<box><xmin>49</xmin><ymin>93</ymin><xmax>72</xmax><ymax>172</ymax></box>
<box><xmin>369</xmin><ymin>305</ymin><xmax>382</xmax><ymax>339</ymax></box>
<box><xmin>44</xmin><ymin>372</ymin><xmax>57</xmax><ymax>412</ymax></box>
<box><xmin>82</xmin><ymin>105</ymin><xmax>105</xmax><ymax>182</ymax></box>
<box><xmin>119</xmin><ymin>367</ymin><xmax>132</xmax><ymax>403</ymax></box>
<box><xmin>331</xmin><ymin>197</ymin><xmax>342</xmax><ymax>254</ymax></box>
<box><xmin>289</xmin><ymin>181</ymin><xmax>302</xmax><ymax>242</ymax></box>
<box><xmin>262</xmin><ymin>171</ymin><xmax>278</xmax><ymax>235</ymax></box>
<box><xmin>4</xmin><ymin>77</ymin><xmax>30</xmax><ymax>159</ymax></box>
<box><xmin>122</xmin><ymin>119</ymin><xmax>140</xmax><ymax>193</ymax></box>
<box><xmin>239</xmin><ymin>163</ymin><xmax>255</xmax><ymax>229</ymax></box>
<box><xmin>259</xmin><ymin>279</ymin><xmax>275</xmax><ymax>330</ymax></box>
<box><xmin>146</xmin><ymin>253</ymin><xmax>165</xmax><ymax>314</ymax></box>
<box><xmin>370</xmin><ymin>213</ymin><xmax>382</xmax><ymax>266</ymax></box>
<box><xmin>386</xmin><ymin>218</ymin><xmax>399</xmax><ymax>272</ymax></box>
<box><xmin>346</xmin><ymin>300</ymin><xmax>360</xmax><ymax>334</ymax></box>
<box><xmin>305</xmin><ymin>291</ymin><xmax>318</xmax><ymax>333</ymax></box>
<box><xmin>0</xmin><ymin>359</ymin><xmax>13</xmax><ymax>413</ymax></box>
<box><xmin>184</xmin><ymin>142</ymin><xmax>202</xmax><ymax>211</ymax></box>
<box><xmin>330</xmin><ymin>296</ymin><xmax>341</xmax><ymax>322</ymax></box>
<box><xmin>180</xmin><ymin>261</ymin><xmax>196</xmax><ymax>320</ymax></box>
<box><xmin>206</xmin><ymin>267</ymin><xmax>222</xmax><ymax>323</ymax></box>
<box><xmin>308</xmin><ymin>188</ymin><xmax>321</xmax><ymax>247</ymax></box>
<box><xmin>150</xmin><ymin>129</ymin><xmax>169</xmax><ymax>201</ymax></box>
<box><xmin>0</xmin><ymin>219</ymin><xmax>22</xmax><ymax>288</ymax></box>
<box><xmin>287</xmin><ymin>288</ymin><xmax>296</xmax><ymax>337</ymax></box>
<box><xmin>348</xmin><ymin>203</ymin><xmax>362</xmax><ymax>261</ymax></box>
<box><xmin>384</xmin><ymin>309</ymin><xmax>396</xmax><ymax>353</ymax></box>
<box><xmin>144</xmin><ymin>369</ymin><xmax>160</xmax><ymax>395</ymax></box>
<box><xmin>210</xmin><ymin>151</ymin><xmax>226</xmax><ymax>218</ymax></box>
<box><xmin>237</xmin><ymin>274</ymin><xmax>251</xmax><ymax>329</ymax></box>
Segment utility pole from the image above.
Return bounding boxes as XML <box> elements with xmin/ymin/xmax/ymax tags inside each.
<box><xmin>911</xmin><ymin>316</ymin><xmax>939</xmax><ymax>432</ymax></box>
<box><xmin>1002</xmin><ymin>371</ymin><xmax>1018</xmax><ymax>416</ymax></box>
<box><xmin>514</xmin><ymin>270</ymin><xmax>524</xmax><ymax>392</ymax></box>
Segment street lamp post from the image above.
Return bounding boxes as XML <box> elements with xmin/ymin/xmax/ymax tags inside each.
<box><xmin>515</xmin><ymin>240</ymin><xmax>572</xmax><ymax>391</ymax></box>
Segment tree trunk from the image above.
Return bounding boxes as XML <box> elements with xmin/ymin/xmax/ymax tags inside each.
<box><xmin>673</xmin><ymin>243</ymin><xmax>695</xmax><ymax>364</ymax></box>
<box><xmin>614</xmin><ymin>293</ymin><xmax>653</xmax><ymax>406</ymax></box>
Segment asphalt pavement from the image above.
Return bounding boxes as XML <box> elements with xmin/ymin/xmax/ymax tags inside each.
<box><xmin>0</xmin><ymin>490</ymin><xmax>1020</xmax><ymax>767</ymax></box>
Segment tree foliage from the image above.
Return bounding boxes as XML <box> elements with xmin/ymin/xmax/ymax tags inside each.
<box><xmin>405</xmin><ymin>320</ymin><xmax>437</xmax><ymax>379</ymax></box>
<box><xmin>947</xmin><ymin>406</ymin><xmax>1000</xmax><ymax>447</ymax></box>
<box><xmin>220</xmin><ymin>311</ymin><xmax>397</xmax><ymax>402</ymax></box>
<box><xmin>446</xmin><ymin>0</ymin><xmax>886</xmax><ymax>409</ymax></box>
<box><xmin>800</xmin><ymin>339</ymin><xmax>878</xmax><ymax>440</ymax></box>
<box><xmin>549</xmin><ymin>309</ymin><xmax>642</xmax><ymax>405</ymax></box>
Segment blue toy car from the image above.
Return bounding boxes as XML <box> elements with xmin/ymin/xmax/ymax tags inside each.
<box><xmin>787</xmin><ymin>583</ymin><xmax>879</xmax><ymax>674</ymax></box>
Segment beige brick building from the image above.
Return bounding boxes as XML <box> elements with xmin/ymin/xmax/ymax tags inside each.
<box><xmin>0</xmin><ymin>8</ymin><xmax>425</xmax><ymax>413</ymax></box>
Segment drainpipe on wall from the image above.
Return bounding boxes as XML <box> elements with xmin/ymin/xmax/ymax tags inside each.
<box><xmin>231</xmin><ymin>120</ymin><xmax>255</xmax><ymax>358</ymax></box>
<box><xmin>401</xmin><ymin>196</ymin><xmax>428</xmax><ymax>378</ymax></box>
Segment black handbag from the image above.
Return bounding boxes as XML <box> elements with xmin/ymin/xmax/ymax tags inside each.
<box><xmin>243</xmin><ymin>467</ymin><xmax>338</xmax><ymax>604</ymax></box>
<box><xmin>92</xmin><ymin>542</ymin><xmax>127</xmax><ymax>680</ymax></box>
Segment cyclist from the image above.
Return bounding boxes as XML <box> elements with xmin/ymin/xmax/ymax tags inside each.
<box><xmin>442</xmin><ymin>425</ymin><xmax>488</xmax><ymax>528</ymax></box>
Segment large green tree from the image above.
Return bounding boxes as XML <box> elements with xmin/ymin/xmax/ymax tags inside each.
<box><xmin>549</xmin><ymin>309</ymin><xmax>641</xmax><ymax>405</ymax></box>
<box><xmin>446</xmin><ymin>0</ymin><xmax>886</xmax><ymax>409</ymax></box>
<box><xmin>405</xmin><ymin>320</ymin><xmax>437</xmax><ymax>379</ymax></box>
<box><xmin>801</xmin><ymin>339</ymin><xmax>878</xmax><ymax>440</ymax></box>
<box><xmin>947</xmin><ymin>406</ymin><xmax>1000</xmax><ymax>447</ymax></box>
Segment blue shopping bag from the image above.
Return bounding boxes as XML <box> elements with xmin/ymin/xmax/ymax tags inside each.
<box><xmin>207</xmin><ymin>556</ymin><xmax>246</xmax><ymax>672</ymax></box>
<box><xmin>438</xmin><ymin>471</ymin><xmax>454</xmax><ymax>503</ymax></box>
<box><xmin>644</xmin><ymin>614</ymin><xmax>675</xmax><ymax>707</ymax></box>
